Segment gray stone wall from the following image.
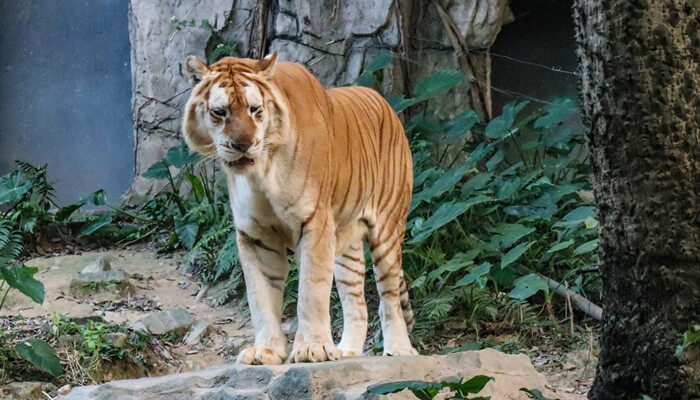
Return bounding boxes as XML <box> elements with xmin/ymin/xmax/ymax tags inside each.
<box><xmin>0</xmin><ymin>0</ymin><xmax>132</xmax><ymax>205</ymax></box>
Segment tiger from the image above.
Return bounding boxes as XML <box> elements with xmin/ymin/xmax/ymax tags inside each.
<box><xmin>182</xmin><ymin>51</ymin><xmax>416</xmax><ymax>364</ymax></box>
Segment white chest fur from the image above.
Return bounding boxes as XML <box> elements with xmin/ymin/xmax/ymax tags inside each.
<box><xmin>226</xmin><ymin>165</ymin><xmax>307</xmax><ymax>249</ymax></box>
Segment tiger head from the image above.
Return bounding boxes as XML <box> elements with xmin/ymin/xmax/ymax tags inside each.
<box><xmin>182</xmin><ymin>52</ymin><xmax>287</xmax><ymax>172</ymax></box>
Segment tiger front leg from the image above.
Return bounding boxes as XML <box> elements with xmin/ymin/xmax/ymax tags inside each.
<box><xmin>235</xmin><ymin>229</ymin><xmax>289</xmax><ymax>365</ymax></box>
<box><xmin>289</xmin><ymin>210</ymin><xmax>342</xmax><ymax>363</ymax></box>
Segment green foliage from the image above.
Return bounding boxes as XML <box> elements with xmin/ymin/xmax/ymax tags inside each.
<box><xmin>138</xmin><ymin>142</ymin><xmax>239</xmax><ymax>284</ymax></box>
<box><xmin>351</xmin><ymin>52</ymin><xmax>600</xmax><ymax>338</ymax></box>
<box><xmin>14</xmin><ymin>338</ymin><xmax>63</xmax><ymax>377</ymax></box>
<box><xmin>675</xmin><ymin>324</ymin><xmax>700</xmax><ymax>358</ymax></box>
<box><xmin>15</xmin><ymin>338</ymin><xmax>63</xmax><ymax>376</ymax></box>
<box><xmin>520</xmin><ymin>388</ymin><xmax>558</xmax><ymax>400</ymax></box>
<box><xmin>365</xmin><ymin>375</ymin><xmax>493</xmax><ymax>400</ymax></box>
<box><xmin>51</xmin><ymin>314</ymin><xmax>151</xmax><ymax>365</ymax></box>
<box><xmin>0</xmin><ymin>264</ymin><xmax>44</xmax><ymax>305</ymax></box>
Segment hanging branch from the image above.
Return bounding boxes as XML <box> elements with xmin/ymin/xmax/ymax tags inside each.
<box><xmin>431</xmin><ymin>0</ymin><xmax>492</xmax><ymax>119</ymax></box>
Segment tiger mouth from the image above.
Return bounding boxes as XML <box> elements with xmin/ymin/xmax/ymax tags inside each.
<box><xmin>224</xmin><ymin>157</ymin><xmax>255</xmax><ymax>168</ymax></box>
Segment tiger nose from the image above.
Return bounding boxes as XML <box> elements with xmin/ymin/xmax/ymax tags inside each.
<box><xmin>231</xmin><ymin>141</ymin><xmax>252</xmax><ymax>153</ymax></box>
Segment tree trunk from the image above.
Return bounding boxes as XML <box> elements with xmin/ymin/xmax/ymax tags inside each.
<box><xmin>573</xmin><ymin>1</ymin><xmax>700</xmax><ymax>399</ymax></box>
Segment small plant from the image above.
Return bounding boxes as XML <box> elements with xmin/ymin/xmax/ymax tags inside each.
<box><xmin>365</xmin><ymin>375</ymin><xmax>494</xmax><ymax>399</ymax></box>
<box><xmin>520</xmin><ymin>388</ymin><xmax>558</xmax><ymax>400</ymax></box>
<box><xmin>135</xmin><ymin>142</ymin><xmax>241</xmax><ymax>286</ymax></box>
<box><xmin>675</xmin><ymin>324</ymin><xmax>700</xmax><ymax>358</ymax></box>
<box><xmin>169</xmin><ymin>17</ymin><xmax>240</xmax><ymax>62</ymax></box>
<box><xmin>50</xmin><ymin>314</ymin><xmax>152</xmax><ymax>383</ymax></box>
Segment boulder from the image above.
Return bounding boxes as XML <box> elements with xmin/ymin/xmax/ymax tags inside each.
<box><xmin>62</xmin><ymin>349</ymin><xmax>579</xmax><ymax>400</ymax></box>
<box><xmin>132</xmin><ymin>306</ymin><xmax>196</xmax><ymax>336</ymax></box>
<box><xmin>184</xmin><ymin>319</ymin><xmax>211</xmax><ymax>346</ymax></box>
<box><xmin>80</xmin><ymin>256</ymin><xmax>111</xmax><ymax>274</ymax></box>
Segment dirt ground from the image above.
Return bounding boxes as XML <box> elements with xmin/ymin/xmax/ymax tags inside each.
<box><xmin>2</xmin><ymin>247</ymin><xmax>592</xmax><ymax>398</ymax></box>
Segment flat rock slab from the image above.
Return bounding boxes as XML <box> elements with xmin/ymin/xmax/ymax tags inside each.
<box><xmin>132</xmin><ymin>306</ymin><xmax>196</xmax><ymax>336</ymax></box>
<box><xmin>62</xmin><ymin>349</ymin><xmax>571</xmax><ymax>400</ymax></box>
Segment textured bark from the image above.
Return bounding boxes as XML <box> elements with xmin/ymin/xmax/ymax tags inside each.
<box><xmin>573</xmin><ymin>1</ymin><xmax>700</xmax><ymax>399</ymax></box>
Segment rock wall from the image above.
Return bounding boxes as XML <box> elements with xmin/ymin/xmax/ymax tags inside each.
<box><xmin>125</xmin><ymin>0</ymin><xmax>510</xmax><ymax>201</ymax></box>
<box><xmin>62</xmin><ymin>349</ymin><xmax>582</xmax><ymax>400</ymax></box>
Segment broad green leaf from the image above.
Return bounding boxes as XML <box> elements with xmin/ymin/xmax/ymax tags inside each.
<box><xmin>142</xmin><ymin>160</ymin><xmax>170</xmax><ymax>180</ymax></box>
<box><xmin>409</xmin><ymin>195</ymin><xmax>493</xmax><ymax>244</ymax></box>
<box><xmin>547</xmin><ymin>182</ymin><xmax>584</xmax><ymax>202</ymax></box>
<box><xmin>412</xmin><ymin>70</ymin><xmax>464</xmax><ymax>102</ymax></box>
<box><xmin>485</xmin><ymin>101</ymin><xmax>528</xmax><ymax>139</ymax></box>
<box><xmin>166</xmin><ymin>142</ymin><xmax>201</xmax><ymax>168</ymax></box>
<box><xmin>554</xmin><ymin>206</ymin><xmax>596</xmax><ymax>228</ymax></box>
<box><xmin>490</xmin><ymin>265</ymin><xmax>519</xmax><ymax>288</ymax></box>
<box><xmin>185</xmin><ymin>173</ymin><xmax>205</xmax><ymax>199</ymax></box>
<box><xmin>407</xmin><ymin>111</ymin><xmax>442</xmax><ymax>135</ymax></box>
<box><xmin>534</xmin><ymin>96</ymin><xmax>578</xmax><ymax>130</ymax></box>
<box><xmin>486</xmin><ymin>149</ymin><xmax>504</xmax><ymax>171</ymax></box>
<box><xmin>489</xmin><ymin>224</ymin><xmax>536</xmax><ymax>249</ymax></box>
<box><xmin>496</xmin><ymin>177</ymin><xmax>524</xmax><ymax>200</ymax></box>
<box><xmin>461</xmin><ymin>172</ymin><xmax>492</xmax><ymax>196</ymax></box>
<box><xmin>0</xmin><ymin>171</ymin><xmax>33</xmax><ymax>205</ymax></box>
<box><xmin>354</xmin><ymin>51</ymin><xmax>393</xmax><ymax>87</ymax></box>
<box><xmin>84</xmin><ymin>189</ymin><xmax>107</xmax><ymax>206</ymax></box>
<box><xmin>78</xmin><ymin>215</ymin><xmax>113</xmax><ymax>237</ymax></box>
<box><xmin>584</xmin><ymin>217</ymin><xmax>598</xmax><ymax>229</ymax></box>
<box><xmin>444</xmin><ymin>375</ymin><xmax>494</xmax><ymax>395</ymax></box>
<box><xmin>444</xmin><ymin>110</ymin><xmax>479</xmax><ymax>143</ymax></box>
<box><xmin>573</xmin><ymin>239</ymin><xmax>598</xmax><ymax>255</ymax></box>
<box><xmin>465</xmin><ymin>142</ymin><xmax>495</xmax><ymax>168</ymax></box>
<box><xmin>15</xmin><ymin>338</ymin><xmax>63</xmax><ymax>376</ymax></box>
<box><xmin>363</xmin><ymin>51</ymin><xmax>393</xmax><ymax>73</ymax></box>
<box><xmin>455</xmin><ymin>262</ymin><xmax>491</xmax><ymax>288</ymax></box>
<box><xmin>175</xmin><ymin>219</ymin><xmax>199</xmax><ymax>249</ymax></box>
<box><xmin>55</xmin><ymin>189</ymin><xmax>108</xmax><ymax>221</ymax></box>
<box><xmin>546</xmin><ymin>239</ymin><xmax>575</xmax><ymax>253</ymax></box>
<box><xmin>355</xmin><ymin>73</ymin><xmax>377</xmax><ymax>88</ymax></box>
<box><xmin>543</xmin><ymin>126</ymin><xmax>579</xmax><ymax>148</ymax></box>
<box><xmin>509</xmin><ymin>273</ymin><xmax>549</xmax><ymax>300</ymax></box>
<box><xmin>1</xmin><ymin>265</ymin><xmax>45</xmax><ymax>304</ymax></box>
<box><xmin>413</xmin><ymin>167</ymin><xmax>437</xmax><ymax>188</ymax></box>
<box><xmin>428</xmin><ymin>256</ymin><xmax>473</xmax><ymax>282</ymax></box>
<box><xmin>501</xmin><ymin>241</ymin><xmax>534</xmax><ymax>269</ymax></box>
<box><xmin>365</xmin><ymin>380</ymin><xmax>440</xmax><ymax>400</ymax></box>
<box><xmin>386</xmin><ymin>95</ymin><xmax>417</xmax><ymax>112</ymax></box>
<box><xmin>411</xmin><ymin>161</ymin><xmax>470</xmax><ymax>210</ymax></box>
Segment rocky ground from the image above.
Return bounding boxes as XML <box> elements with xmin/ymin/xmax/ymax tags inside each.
<box><xmin>1</xmin><ymin>248</ymin><xmax>594</xmax><ymax>399</ymax></box>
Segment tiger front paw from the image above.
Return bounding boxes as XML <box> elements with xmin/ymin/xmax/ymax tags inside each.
<box><xmin>289</xmin><ymin>341</ymin><xmax>342</xmax><ymax>363</ymax></box>
<box><xmin>236</xmin><ymin>346</ymin><xmax>285</xmax><ymax>365</ymax></box>
<box><xmin>383</xmin><ymin>345</ymin><xmax>419</xmax><ymax>356</ymax></box>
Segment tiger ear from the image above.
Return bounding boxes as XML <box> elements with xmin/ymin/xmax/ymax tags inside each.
<box><xmin>257</xmin><ymin>51</ymin><xmax>278</xmax><ymax>79</ymax></box>
<box><xmin>185</xmin><ymin>55</ymin><xmax>208</xmax><ymax>87</ymax></box>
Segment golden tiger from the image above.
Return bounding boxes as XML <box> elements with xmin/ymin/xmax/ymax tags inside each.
<box><xmin>182</xmin><ymin>52</ymin><xmax>416</xmax><ymax>364</ymax></box>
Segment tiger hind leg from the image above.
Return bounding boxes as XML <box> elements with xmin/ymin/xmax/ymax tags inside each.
<box><xmin>334</xmin><ymin>241</ymin><xmax>368</xmax><ymax>357</ymax></box>
<box><xmin>370</xmin><ymin>226</ymin><xmax>417</xmax><ymax>356</ymax></box>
